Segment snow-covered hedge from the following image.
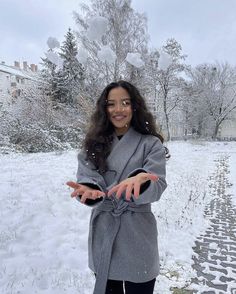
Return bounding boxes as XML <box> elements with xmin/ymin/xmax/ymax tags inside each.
<box><xmin>0</xmin><ymin>124</ymin><xmax>83</xmax><ymax>154</ymax></box>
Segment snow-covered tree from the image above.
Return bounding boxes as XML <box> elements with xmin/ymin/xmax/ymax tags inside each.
<box><xmin>40</xmin><ymin>30</ymin><xmax>85</xmax><ymax>106</ymax></box>
<box><xmin>56</xmin><ymin>28</ymin><xmax>85</xmax><ymax>105</ymax></box>
<box><xmin>73</xmin><ymin>0</ymin><xmax>148</xmax><ymax>97</ymax></box>
<box><xmin>188</xmin><ymin>63</ymin><xmax>236</xmax><ymax>138</ymax></box>
<box><xmin>40</xmin><ymin>37</ymin><xmax>61</xmax><ymax>101</ymax></box>
<box><xmin>40</xmin><ymin>56</ymin><xmax>57</xmax><ymax>100</ymax></box>
<box><xmin>0</xmin><ymin>81</ymin><xmax>87</xmax><ymax>153</ymax></box>
<box><xmin>178</xmin><ymin>80</ymin><xmax>203</xmax><ymax>139</ymax></box>
<box><xmin>146</xmin><ymin>38</ymin><xmax>187</xmax><ymax>140</ymax></box>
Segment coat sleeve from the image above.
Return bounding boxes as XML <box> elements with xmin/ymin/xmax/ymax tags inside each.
<box><xmin>75</xmin><ymin>150</ymin><xmax>107</xmax><ymax>207</ymax></box>
<box><xmin>127</xmin><ymin>138</ymin><xmax>167</xmax><ymax>205</ymax></box>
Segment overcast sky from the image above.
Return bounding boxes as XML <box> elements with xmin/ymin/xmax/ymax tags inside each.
<box><xmin>0</xmin><ymin>0</ymin><xmax>236</xmax><ymax>67</ymax></box>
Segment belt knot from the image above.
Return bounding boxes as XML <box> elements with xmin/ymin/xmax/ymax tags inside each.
<box><xmin>111</xmin><ymin>201</ymin><xmax>129</xmax><ymax>217</ymax></box>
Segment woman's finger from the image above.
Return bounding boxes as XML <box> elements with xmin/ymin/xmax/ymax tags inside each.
<box><xmin>97</xmin><ymin>191</ymin><xmax>106</xmax><ymax>197</ymax></box>
<box><xmin>140</xmin><ymin>173</ymin><xmax>158</xmax><ymax>183</ymax></box>
<box><xmin>71</xmin><ymin>191</ymin><xmax>78</xmax><ymax>198</ymax></box>
<box><xmin>71</xmin><ymin>186</ymin><xmax>86</xmax><ymax>197</ymax></box>
<box><xmin>125</xmin><ymin>182</ymin><xmax>133</xmax><ymax>201</ymax></box>
<box><xmin>133</xmin><ymin>181</ymin><xmax>141</xmax><ymax>198</ymax></box>
<box><xmin>92</xmin><ymin>190</ymin><xmax>100</xmax><ymax>199</ymax></box>
<box><xmin>116</xmin><ymin>184</ymin><xmax>127</xmax><ymax>199</ymax></box>
<box><xmin>91</xmin><ymin>190</ymin><xmax>96</xmax><ymax>199</ymax></box>
<box><xmin>107</xmin><ymin>185</ymin><xmax>120</xmax><ymax>197</ymax></box>
<box><xmin>146</xmin><ymin>173</ymin><xmax>159</xmax><ymax>182</ymax></box>
<box><xmin>66</xmin><ymin>181</ymin><xmax>81</xmax><ymax>189</ymax></box>
<box><xmin>80</xmin><ymin>190</ymin><xmax>91</xmax><ymax>204</ymax></box>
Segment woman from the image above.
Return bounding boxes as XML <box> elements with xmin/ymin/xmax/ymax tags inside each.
<box><xmin>67</xmin><ymin>80</ymin><xmax>167</xmax><ymax>294</ymax></box>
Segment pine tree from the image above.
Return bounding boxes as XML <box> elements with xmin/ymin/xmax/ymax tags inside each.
<box><xmin>40</xmin><ymin>54</ymin><xmax>58</xmax><ymax>101</ymax></box>
<box><xmin>57</xmin><ymin>28</ymin><xmax>84</xmax><ymax>105</ymax></box>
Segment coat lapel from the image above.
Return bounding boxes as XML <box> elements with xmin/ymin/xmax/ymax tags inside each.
<box><xmin>106</xmin><ymin>127</ymin><xmax>142</xmax><ymax>182</ymax></box>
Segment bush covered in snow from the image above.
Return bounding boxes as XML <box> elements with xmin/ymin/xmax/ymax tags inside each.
<box><xmin>0</xmin><ymin>122</ymin><xmax>84</xmax><ymax>154</ymax></box>
<box><xmin>0</xmin><ymin>87</ymin><xmax>88</xmax><ymax>154</ymax></box>
<box><xmin>2</xmin><ymin>125</ymin><xmax>82</xmax><ymax>153</ymax></box>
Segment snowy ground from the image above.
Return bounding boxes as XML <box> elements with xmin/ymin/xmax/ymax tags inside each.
<box><xmin>0</xmin><ymin>141</ymin><xmax>236</xmax><ymax>294</ymax></box>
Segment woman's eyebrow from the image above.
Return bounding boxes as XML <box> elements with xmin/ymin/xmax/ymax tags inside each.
<box><xmin>107</xmin><ymin>97</ymin><xmax>130</xmax><ymax>101</ymax></box>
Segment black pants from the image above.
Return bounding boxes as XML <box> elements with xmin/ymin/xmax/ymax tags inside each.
<box><xmin>105</xmin><ymin>278</ymin><xmax>156</xmax><ymax>294</ymax></box>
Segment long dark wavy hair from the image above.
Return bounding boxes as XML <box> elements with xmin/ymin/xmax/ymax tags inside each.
<box><xmin>83</xmin><ymin>80</ymin><xmax>166</xmax><ymax>173</ymax></box>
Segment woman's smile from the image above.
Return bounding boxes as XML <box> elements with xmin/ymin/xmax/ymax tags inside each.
<box><xmin>112</xmin><ymin>115</ymin><xmax>127</xmax><ymax>121</ymax></box>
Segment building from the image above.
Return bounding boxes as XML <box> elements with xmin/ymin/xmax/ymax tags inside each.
<box><xmin>218</xmin><ymin>109</ymin><xmax>236</xmax><ymax>140</ymax></box>
<box><xmin>0</xmin><ymin>61</ymin><xmax>39</xmax><ymax>110</ymax></box>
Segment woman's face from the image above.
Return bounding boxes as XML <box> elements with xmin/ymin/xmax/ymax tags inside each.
<box><xmin>106</xmin><ymin>87</ymin><xmax>133</xmax><ymax>136</ymax></box>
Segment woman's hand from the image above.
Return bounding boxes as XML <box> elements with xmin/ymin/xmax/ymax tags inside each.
<box><xmin>66</xmin><ymin>181</ymin><xmax>105</xmax><ymax>204</ymax></box>
<box><xmin>107</xmin><ymin>172</ymin><xmax>158</xmax><ymax>201</ymax></box>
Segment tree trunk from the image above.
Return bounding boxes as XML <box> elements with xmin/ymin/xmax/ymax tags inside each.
<box><xmin>114</xmin><ymin>59</ymin><xmax>118</xmax><ymax>81</ymax></box>
<box><xmin>212</xmin><ymin>122</ymin><xmax>220</xmax><ymax>139</ymax></box>
<box><xmin>165</xmin><ymin>112</ymin><xmax>170</xmax><ymax>141</ymax></box>
<box><xmin>163</xmin><ymin>87</ymin><xmax>170</xmax><ymax>141</ymax></box>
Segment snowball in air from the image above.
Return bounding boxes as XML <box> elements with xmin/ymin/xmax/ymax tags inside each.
<box><xmin>87</xmin><ymin>16</ymin><xmax>109</xmax><ymax>41</ymax></box>
<box><xmin>47</xmin><ymin>37</ymin><xmax>60</xmax><ymax>49</ymax></box>
<box><xmin>126</xmin><ymin>53</ymin><xmax>144</xmax><ymax>68</ymax></box>
<box><xmin>158</xmin><ymin>51</ymin><xmax>172</xmax><ymax>71</ymax></box>
<box><xmin>77</xmin><ymin>48</ymin><xmax>89</xmax><ymax>64</ymax></box>
<box><xmin>97</xmin><ymin>45</ymin><xmax>116</xmax><ymax>64</ymax></box>
<box><xmin>45</xmin><ymin>51</ymin><xmax>63</xmax><ymax>68</ymax></box>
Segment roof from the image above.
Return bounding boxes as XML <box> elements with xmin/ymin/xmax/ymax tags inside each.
<box><xmin>0</xmin><ymin>63</ymin><xmax>38</xmax><ymax>81</ymax></box>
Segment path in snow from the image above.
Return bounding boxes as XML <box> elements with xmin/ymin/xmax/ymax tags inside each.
<box><xmin>189</xmin><ymin>155</ymin><xmax>236</xmax><ymax>293</ymax></box>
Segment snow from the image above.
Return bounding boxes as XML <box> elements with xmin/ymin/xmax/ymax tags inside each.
<box><xmin>126</xmin><ymin>52</ymin><xmax>145</xmax><ymax>68</ymax></box>
<box><xmin>228</xmin><ymin>147</ymin><xmax>236</xmax><ymax>207</ymax></box>
<box><xmin>158</xmin><ymin>51</ymin><xmax>172</xmax><ymax>71</ymax></box>
<box><xmin>0</xmin><ymin>141</ymin><xmax>236</xmax><ymax>293</ymax></box>
<box><xmin>97</xmin><ymin>45</ymin><xmax>116</xmax><ymax>64</ymax></box>
<box><xmin>45</xmin><ymin>51</ymin><xmax>63</xmax><ymax>68</ymax></box>
<box><xmin>86</xmin><ymin>16</ymin><xmax>109</xmax><ymax>42</ymax></box>
<box><xmin>77</xmin><ymin>48</ymin><xmax>89</xmax><ymax>64</ymax></box>
<box><xmin>47</xmin><ymin>37</ymin><xmax>60</xmax><ymax>50</ymax></box>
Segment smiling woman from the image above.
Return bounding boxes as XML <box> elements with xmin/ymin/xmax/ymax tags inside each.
<box><xmin>67</xmin><ymin>80</ymin><xmax>168</xmax><ymax>294</ymax></box>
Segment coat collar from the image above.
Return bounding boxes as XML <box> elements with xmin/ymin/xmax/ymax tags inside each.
<box><xmin>106</xmin><ymin>127</ymin><xmax>142</xmax><ymax>182</ymax></box>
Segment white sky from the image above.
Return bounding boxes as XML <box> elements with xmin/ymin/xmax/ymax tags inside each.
<box><xmin>0</xmin><ymin>0</ymin><xmax>236</xmax><ymax>67</ymax></box>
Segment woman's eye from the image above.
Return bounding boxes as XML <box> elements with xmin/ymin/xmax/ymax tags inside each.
<box><xmin>107</xmin><ymin>103</ymin><xmax>114</xmax><ymax>107</ymax></box>
<box><xmin>122</xmin><ymin>100</ymin><xmax>131</xmax><ymax>106</ymax></box>
<box><xmin>106</xmin><ymin>100</ymin><xmax>131</xmax><ymax>108</ymax></box>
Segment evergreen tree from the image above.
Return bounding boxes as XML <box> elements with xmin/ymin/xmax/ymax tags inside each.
<box><xmin>40</xmin><ymin>54</ymin><xmax>58</xmax><ymax>101</ymax></box>
<box><xmin>57</xmin><ymin>28</ymin><xmax>84</xmax><ymax>105</ymax></box>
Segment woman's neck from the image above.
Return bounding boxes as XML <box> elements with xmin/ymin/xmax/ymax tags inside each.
<box><xmin>115</xmin><ymin>125</ymin><xmax>130</xmax><ymax>136</ymax></box>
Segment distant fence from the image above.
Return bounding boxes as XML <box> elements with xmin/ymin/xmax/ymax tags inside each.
<box><xmin>169</xmin><ymin>135</ymin><xmax>236</xmax><ymax>141</ymax></box>
<box><xmin>216</xmin><ymin>137</ymin><xmax>236</xmax><ymax>141</ymax></box>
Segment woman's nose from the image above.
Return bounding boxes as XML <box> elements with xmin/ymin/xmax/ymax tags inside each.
<box><xmin>115</xmin><ymin>104</ymin><xmax>121</xmax><ymax>111</ymax></box>
<box><xmin>114</xmin><ymin>102</ymin><xmax>123</xmax><ymax>112</ymax></box>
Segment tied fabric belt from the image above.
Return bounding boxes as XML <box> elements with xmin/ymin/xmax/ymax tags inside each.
<box><xmin>93</xmin><ymin>199</ymin><xmax>151</xmax><ymax>294</ymax></box>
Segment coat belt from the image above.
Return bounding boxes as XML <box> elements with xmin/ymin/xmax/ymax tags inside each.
<box><xmin>92</xmin><ymin>199</ymin><xmax>151</xmax><ymax>294</ymax></box>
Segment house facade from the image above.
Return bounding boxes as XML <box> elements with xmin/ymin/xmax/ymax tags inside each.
<box><xmin>0</xmin><ymin>61</ymin><xmax>38</xmax><ymax>110</ymax></box>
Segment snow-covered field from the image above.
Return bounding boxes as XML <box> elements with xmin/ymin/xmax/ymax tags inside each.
<box><xmin>0</xmin><ymin>141</ymin><xmax>236</xmax><ymax>294</ymax></box>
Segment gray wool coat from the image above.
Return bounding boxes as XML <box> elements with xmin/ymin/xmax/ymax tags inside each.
<box><xmin>76</xmin><ymin>127</ymin><xmax>167</xmax><ymax>294</ymax></box>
